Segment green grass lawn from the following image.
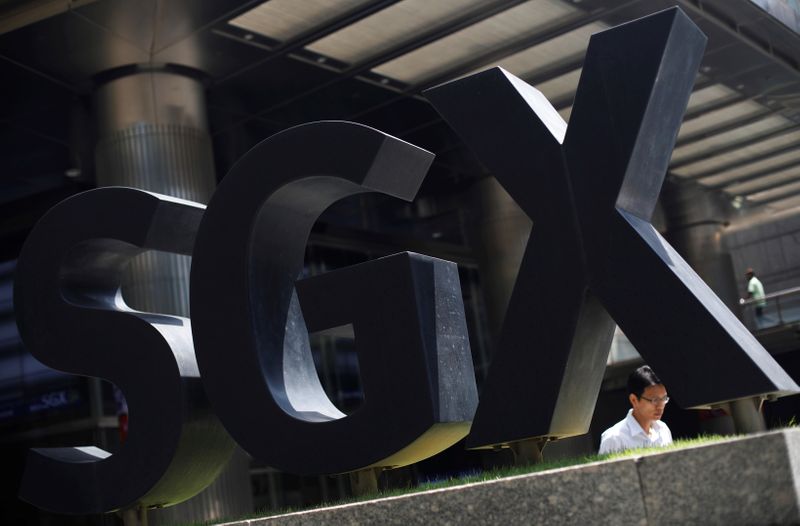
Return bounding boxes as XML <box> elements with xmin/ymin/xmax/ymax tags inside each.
<box><xmin>191</xmin><ymin>433</ymin><xmax>737</xmax><ymax>526</ymax></box>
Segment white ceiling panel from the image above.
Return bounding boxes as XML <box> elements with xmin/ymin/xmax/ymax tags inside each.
<box><xmin>372</xmin><ymin>0</ymin><xmax>578</xmax><ymax>84</ymax></box>
<box><xmin>670</xmin><ymin>115</ymin><xmax>790</xmax><ymax>164</ymax></box>
<box><xmin>677</xmin><ymin>99</ymin><xmax>765</xmax><ymax>139</ymax></box>
<box><xmin>306</xmin><ymin>0</ymin><xmax>484</xmax><ymax>65</ymax></box>
<box><xmin>761</xmin><ymin>194</ymin><xmax>800</xmax><ymax>212</ymax></box>
<box><xmin>229</xmin><ymin>0</ymin><xmax>370</xmax><ymax>42</ymax></box>
<box><xmin>673</xmin><ymin>130</ymin><xmax>800</xmax><ymax>177</ymax></box>
<box><xmin>699</xmin><ymin>144</ymin><xmax>800</xmax><ymax>187</ymax></box>
<box><xmin>746</xmin><ymin>180</ymin><xmax>800</xmax><ymax>203</ymax></box>
<box><xmin>725</xmin><ymin>166</ymin><xmax>800</xmax><ymax>195</ymax></box>
<box><xmin>489</xmin><ymin>22</ymin><xmax>606</xmax><ymax>79</ymax></box>
<box><xmin>534</xmin><ymin>67</ymin><xmax>581</xmax><ymax>102</ymax></box>
<box><xmin>685</xmin><ymin>84</ymin><xmax>738</xmax><ymax>113</ymax></box>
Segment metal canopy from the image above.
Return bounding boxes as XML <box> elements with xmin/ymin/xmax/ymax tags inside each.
<box><xmin>3</xmin><ymin>0</ymin><xmax>800</xmax><ymax>243</ymax></box>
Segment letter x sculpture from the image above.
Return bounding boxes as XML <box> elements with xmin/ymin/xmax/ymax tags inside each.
<box><xmin>426</xmin><ymin>7</ymin><xmax>799</xmax><ymax>449</ymax></box>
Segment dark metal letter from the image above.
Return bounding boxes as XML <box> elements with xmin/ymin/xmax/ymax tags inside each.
<box><xmin>190</xmin><ymin>121</ymin><xmax>478</xmax><ymax>474</ymax></box>
<box><xmin>426</xmin><ymin>7</ymin><xmax>799</xmax><ymax>449</ymax></box>
<box><xmin>14</xmin><ymin>188</ymin><xmax>235</xmax><ymax>513</ymax></box>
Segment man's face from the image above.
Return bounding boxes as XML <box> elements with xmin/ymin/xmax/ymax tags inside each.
<box><xmin>630</xmin><ymin>384</ymin><xmax>668</xmax><ymax>423</ymax></box>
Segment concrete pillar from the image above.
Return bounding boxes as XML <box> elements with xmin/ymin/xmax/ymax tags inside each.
<box><xmin>92</xmin><ymin>70</ymin><xmax>253</xmax><ymax>525</ymax></box>
<box><xmin>661</xmin><ymin>178</ymin><xmax>741</xmax><ymax>312</ymax></box>
<box><xmin>662</xmin><ymin>177</ymin><xmax>766</xmax><ymax>434</ymax></box>
<box><xmin>94</xmin><ymin>70</ymin><xmax>216</xmax><ymax>316</ymax></box>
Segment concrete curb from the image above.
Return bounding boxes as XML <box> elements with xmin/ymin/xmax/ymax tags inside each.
<box><xmin>222</xmin><ymin>428</ymin><xmax>800</xmax><ymax>525</ymax></box>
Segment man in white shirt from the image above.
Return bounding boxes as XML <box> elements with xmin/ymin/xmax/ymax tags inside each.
<box><xmin>599</xmin><ymin>365</ymin><xmax>673</xmax><ymax>455</ymax></box>
<box><xmin>744</xmin><ymin>267</ymin><xmax>767</xmax><ymax>320</ymax></box>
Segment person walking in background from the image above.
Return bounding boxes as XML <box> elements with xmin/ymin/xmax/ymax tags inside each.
<box><xmin>744</xmin><ymin>267</ymin><xmax>767</xmax><ymax>323</ymax></box>
<box><xmin>599</xmin><ymin>365</ymin><xmax>673</xmax><ymax>455</ymax></box>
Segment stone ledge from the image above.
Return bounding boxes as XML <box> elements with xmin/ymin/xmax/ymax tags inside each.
<box><xmin>639</xmin><ymin>429</ymin><xmax>800</xmax><ymax>525</ymax></box>
<box><xmin>223</xmin><ymin>428</ymin><xmax>800</xmax><ymax>526</ymax></box>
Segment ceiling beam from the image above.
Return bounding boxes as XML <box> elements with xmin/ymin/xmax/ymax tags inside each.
<box><xmin>677</xmin><ymin>0</ymin><xmax>800</xmax><ymax>79</ymax></box>
<box><xmin>215</xmin><ymin>0</ymin><xmax>404</xmax><ymax>86</ymax></box>
<box><xmin>682</xmin><ymin>94</ymin><xmax>746</xmax><ymax>121</ymax></box>
<box><xmin>746</xmin><ymin>184</ymin><xmax>800</xmax><ymax>206</ymax></box>
<box><xmin>675</xmin><ymin>109</ymin><xmax>773</xmax><ymax>147</ymax></box>
<box><xmin>347</xmin><ymin>0</ymin><xmax>645</xmax><ymax>123</ymax></box>
<box><xmin>386</xmin><ymin>55</ymin><xmax>584</xmax><ymax>148</ymax></box>
<box><xmin>707</xmin><ymin>158</ymin><xmax>800</xmax><ymax>190</ymax></box>
<box><xmin>669</xmin><ymin>123</ymin><xmax>798</xmax><ymax>169</ymax></box>
<box><xmin>217</xmin><ymin>0</ymin><xmax>529</xmax><ymax>135</ymax></box>
<box><xmin>730</xmin><ymin>175</ymin><xmax>800</xmax><ymax>197</ymax></box>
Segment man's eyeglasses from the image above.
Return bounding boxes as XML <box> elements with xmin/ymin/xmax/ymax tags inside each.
<box><xmin>639</xmin><ymin>395</ymin><xmax>670</xmax><ymax>405</ymax></box>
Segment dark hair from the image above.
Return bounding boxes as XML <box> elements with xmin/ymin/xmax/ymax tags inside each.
<box><xmin>627</xmin><ymin>365</ymin><xmax>662</xmax><ymax>397</ymax></box>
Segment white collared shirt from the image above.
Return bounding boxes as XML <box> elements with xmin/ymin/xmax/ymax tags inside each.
<box><xmin>598</xmin><ymin>409</ymin><xmax>672</xmax><ymax>454</ymax></box>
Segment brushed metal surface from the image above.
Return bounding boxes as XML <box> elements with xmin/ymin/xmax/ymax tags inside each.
<box><xmin>95</xmin><ymin>72</ymin><xmax>211</xmax><ymax>134</ymax></box>
<box><xmin>94</xmin><ymin>71</ymin><xmax>216</xmax><ymax>316</ymax></box>
<box><xmin>662</xmin><ymin>178</ymin><xmax>742</xmax><ymax>313</ymax></box>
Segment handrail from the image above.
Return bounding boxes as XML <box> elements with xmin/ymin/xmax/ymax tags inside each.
<box><xmin>741</xmin><ymin>285</ymin><xmax>800</xmax><ymax>305</ymax></box>
<box><xmin>741</xmin><ymin>284</ymin><xmax>800</xmax><ymax>329</ymax></box>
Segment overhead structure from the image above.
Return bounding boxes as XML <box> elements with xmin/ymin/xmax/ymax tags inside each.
<box><xmin>3</xmin><ymin>0</ymin><xmax>800</xmax><ymax>226</ymax></box>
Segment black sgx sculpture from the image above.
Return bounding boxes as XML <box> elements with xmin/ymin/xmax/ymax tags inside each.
<box><xmin>12</xmin><ymin>6</ymin><xmax>800</xmax><ymax>517</ymax></box>
<box><xmin>426</xmin><ymin>6</ymin><xmax>799</xmax><ymax>449</ymax></box>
